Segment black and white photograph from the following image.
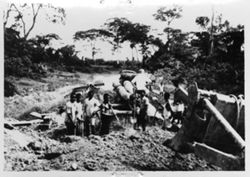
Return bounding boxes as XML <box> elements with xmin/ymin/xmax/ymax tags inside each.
<box><xmin>2</xmin><ymin>0</ymin><xmax>247</xmax><ymax>173</ymax></box>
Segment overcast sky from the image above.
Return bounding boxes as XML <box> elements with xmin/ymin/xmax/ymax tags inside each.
<box><xmin>4</xmin><ymin>0</ymin><xmax>248</xmax><ymax>60</ymax></box>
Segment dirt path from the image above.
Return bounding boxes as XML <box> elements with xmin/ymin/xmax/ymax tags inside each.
<box><xmin>4</xmin><ymin>71</ymin><xmax>120</xmax><ymax>119</ymax></box>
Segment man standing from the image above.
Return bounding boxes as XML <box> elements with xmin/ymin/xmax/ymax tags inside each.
<box><xmin>132</xmin><ymin>69</ymin><xmax>152</xmax><ymax>95</ymax></box>
<box><xmin>138</xmin><ymin>90</ymin><xmax>149</xmax><ymax>131</ymax></box>
<box><xmin>162</xmin><ymin>92</ymin><xmax>174</xmax><ymax>130</ymax></box>
<box><xmin>129</xmin><ymin>93</ymin><xmax>140</xmax><ymax>130</ymax></box>
<box><xmin>75</xmin><ymin>93</ymin><xmax>84</xmax><ymax>136</ymax></box>
<box><xmin>65</xmin><ymin>94</ymin><xmax>77</xmax><ymax>135</ymax></box>
<box><xmin>84</xmin><ymin>90</ymin><xmax>100</xmax><ymax>136</ymax></box>
<box><xmin>172</xmin><ymin>77</ymin><xmax>187</xmax><ymax>126</ymax></box>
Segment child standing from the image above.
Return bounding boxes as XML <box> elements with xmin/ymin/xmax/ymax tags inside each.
<box><xmin>99</xmin><ymin>94</ymin><xmax>114</xmax><ymax>135</ymax></box>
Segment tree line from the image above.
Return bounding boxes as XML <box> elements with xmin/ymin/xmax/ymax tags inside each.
<box><xmin>4</xmin><ymin>3</ymin><xmax>244</xmax><ymax>94</ymax></box>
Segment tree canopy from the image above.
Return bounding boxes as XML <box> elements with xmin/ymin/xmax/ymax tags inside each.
<box><xmin>4</xmin><ymin>3</ymin><xmax>66</xmax><ymax>40</ymax></box>
<box><xmin>74</xmin><ymin>29</ymin><xmax>114</xmax><ymax>60</ymax></box>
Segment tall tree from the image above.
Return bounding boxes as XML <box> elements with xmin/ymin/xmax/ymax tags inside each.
<box><xmin>3</xmin><ymin>3</ymin><xmax>66</xmax><ymax>40</ymax></box>
<box><xmin>104</xmin><ymin>17</ymin><xmax>154</xmax><ymax>60</ymax></box>
<box><xmin>104</xmin><ymin>17</ymin><xmax>131</xmax><ymax>52</ymax></box>
<box><xmin>195</xmin><ymin>16</ymin><xmax>210</xmax><ymax>30</ymax></box>
<box><xmin>195</xmin><ymin>10</ymin><xmax>231</xmax><ymax>56</ymax></box>
<box><xmin>74</xmin><ymin>29</ymin><xmax>113</xmax><ymax>60</ymax></box>
<box><xmin>153</xmin><ymin>5</ymin><xmax>182</xmax><ymax>51</ymax></box>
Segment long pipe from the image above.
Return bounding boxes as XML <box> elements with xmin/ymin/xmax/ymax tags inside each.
<box><xmin>203</xmin><ymin>98</ymin><xmax>245</xmax><ymax>150</ymax></box>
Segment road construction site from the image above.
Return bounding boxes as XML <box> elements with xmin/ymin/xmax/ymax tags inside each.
<box><xmin>4</xmin><ymin>70</ymin><xmax>244</xmax><ymax>171</ymax></box>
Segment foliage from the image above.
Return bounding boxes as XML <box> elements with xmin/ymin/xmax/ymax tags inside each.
<box><xmin>4</xmin><ymin>27</ymin><xmax>91</xmax><ymax>78</ymax></box>
<box><xmin>148</xmin><ymin>8</ymin><xmax>244</xmax><ymax>95</ymax></box>
<box><xmin>104</xmin><ymin>17</ymin><xmax>132</xmax><ymax>51</ymax></box>
<box><xmin>4</xmin><ymin>3</ymin><xmax>66</xmax><ymax>40</ymax></box>
<box><xmin>32</xmin><ymin>33</ymin><xmax>61</xmax><ymax>47</ymax></box>
<box><xmin>4</xmin><ymin>79</ymin><xmax>19</xmax><ymax>97</ymax></box>
<box><xmin>74</xmin><ymin>29</ymin><xmax>114</xmax><ymax>60</ymax></box>
<box><xmin>153</xmin><ymin>5</ymin><xmax>182</xmax><ymax>25</ymax></box>
<box><xmin>153</xmin><ymin>5</ymin><xmax>183</xmax><ymax>54</ymax></box>
<box><xmin>195</xmin><ymin>16</ymin><xmax>210</xmax><ymax>29</ymax></box>
<box><xmin>104</xmin><ymin>17</ymin><xmax>160</xmax><ymax>60</ymax></box>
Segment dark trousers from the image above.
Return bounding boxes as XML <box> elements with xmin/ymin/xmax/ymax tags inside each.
<box><xmin>138</xmin><ymin>111</ymin><xmax>147</xmax><ymax>131</ymax></box>
<box><xmin>65</xmin><ymin>121</ymin><xmax>75</xmax><ymax>135</ymax></box>
<box><xmin>76</xmin><ymin>119</ymin><xmax>84</xmax><ymax>137</ymax></box>
<box><xmin>100</xmin><ymin>114</ymin><xmax>112</xmax><ymax>135</ymax></box>
<box><xmin>172</xmin><ymin>112</ymin><xmax>183</xmax><ymax>124</ymax></box>
<box><xmin>84</xmin><ymin>116</ymin><xmax>95</xmax><ymax>136</ymax></box>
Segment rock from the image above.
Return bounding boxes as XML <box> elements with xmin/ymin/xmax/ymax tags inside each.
<box><xmin>43</xmin><ymin>152</ymin><xmax>62</xmax><ymax>160</ymax></box>
<box><xmin>89</xmin><ymin>135</ymin><xmax>102</xmax><ymax>141</ymax></box>
<box><xmin>71</xmin><ymin>163</ymin><xmax>78</xmax><ymax>170</ymax></box>
<box><xmin>5</xmin><ymin>129</ymin><xmax>34</xmax><ymax>149</ymax></box>
<box><xmin>27</xmin><ymin>141</ymin><xmax>42</xmax><ymax>151</ymax></box>
<box><xmin>84</xmin><ymin>160</ymin><xmax>97</xmax><ymax>171</ymax></box>
<box><xmin>60</xmin><ymin>135</ymin><xmax>82</xmax><ymax>143</ymax></box>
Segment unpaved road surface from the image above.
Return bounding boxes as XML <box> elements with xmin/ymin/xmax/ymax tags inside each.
<box><xmin>4</xmin><ymin>71</ymin><xmax>221</xmax><ymax>171</ymax></box>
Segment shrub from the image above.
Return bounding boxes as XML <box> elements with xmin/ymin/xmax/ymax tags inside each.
<box><xmin>4</xmin><ymin>79</ymin><xmax>19</xmax><ymax>97</ymax></box>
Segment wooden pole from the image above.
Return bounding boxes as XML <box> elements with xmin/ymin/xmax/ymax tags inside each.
<box><xmin>198</xmin><ymin>89</ymin><xmax>237</xmax><ymax>104</ymax></box>
<box><xmin>193</xmin><ymin>142</ymin><xmax>242</xmax><ymax>170</ymax></box>
<box><xmin>112</xmin><ymin>110</ymin><xmax>132</xmax><ymax>115</ymax></box>
<box><xmin>110</xmin><ymin>105</ymin><xmax>120</xmax><ymax>123</ymax></box>
<box><xmin>203</xmin><ymin>98</ymin><xmax>245</xmax><ymax>150</ymax></box>
<box><xmin>5</xmin><ymin>120</ymin><xmax>44</xmax><ymax>126</ymax></box>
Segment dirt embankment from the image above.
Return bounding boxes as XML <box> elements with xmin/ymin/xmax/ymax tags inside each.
<box><xmin>4</xmin><ymin>71</ymin><xmax>119</xmax><ymax>120</ymax></box>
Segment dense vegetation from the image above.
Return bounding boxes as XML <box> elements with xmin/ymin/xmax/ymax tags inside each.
<box><xmin>4</xmin><ymin>3</ymin><xmax>244</xmax><ymax>95</ymax></box>
<box><xmin>146</xmin><ymin>7</ymin><xmax>244</xmax><ymax>94</ymax></box>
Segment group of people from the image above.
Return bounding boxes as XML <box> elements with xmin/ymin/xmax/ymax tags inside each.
<box><xmin>129</xmin><ymin>90</ymin><xmax>150</xmax><ymax>132</ymax></box>
<box><xmin>161</xmin><ymin>77</ymin><xmax>187</xmax><ymax>129</ymax></box>
<box><xmin>65</xmin><ymin>89</ymin><xmax>115</xmax><ymax>137</ymax></box>
<box><xmin>64</xmin><ymin>68</ymin><xmax>187</xmax><ymax>137</ymax></box>
<box><xmin>128</xmin><ymin>69</ymin><xmax>187</xmax><ymax>132</ymax></box>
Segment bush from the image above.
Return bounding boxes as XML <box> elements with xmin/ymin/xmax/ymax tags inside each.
<box><xmin>4</xmin><ymin>56</ymin><xmax>32</xmax><ymax>77</ymax></box>
<box><xmin>4</xmin><ymin>79</ymin><xmax>19</xmax><ymax>97</ymax></box>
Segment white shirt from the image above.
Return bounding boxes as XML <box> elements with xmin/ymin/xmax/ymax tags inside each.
<box><xmin>141</xmin><ymin>96</ymin><xmax>150</xmax><ymax>110</ymax></box>
<box><xmin>159</xmin><ymin>83</ymin><xmax>164</xmax><ymax>93</ymax></box>
<box><xmin>75</xmin><ymin>102</ymin><xmax>83</xmax><ymax>120</ymax></box>
<box><xmin>65</xmin><ymin>101</ymin><xmax>76</xmax><ymax>123</ymax></box>
<box><xmin>132</xmin><ymin>73</ymin><xmax>151</xmax><ymax>91</ymax></box>
<box><xmin>84</xmin><ymin>97</ymin><xmax>100</xmax><ymax>117</ymax></box>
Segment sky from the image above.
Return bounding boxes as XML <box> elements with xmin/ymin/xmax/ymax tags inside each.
<box><xmin>3</xmin><ymin>0</ymin><xmax>248</xmax><ymax>61</ymax></box>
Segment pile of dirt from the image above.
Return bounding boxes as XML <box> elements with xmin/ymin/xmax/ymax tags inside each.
<box><xmin>4</xmin><ymin>122</ymin><xmax>221</xmax><ymax>171</ymax></box>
